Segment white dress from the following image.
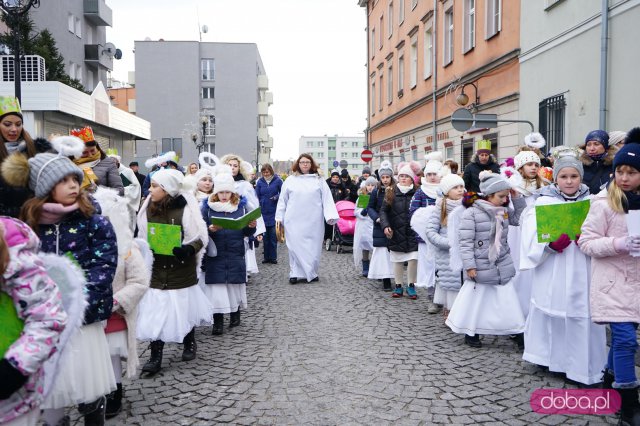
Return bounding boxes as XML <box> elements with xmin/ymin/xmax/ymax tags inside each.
<box><xmin>235</xmin><ymin>180</ymin><xmax>263</xmax><ymax>275</ymax></box>
<box><xmin>508</xmin><ymin>189</ymin><xmax>537</xmax><ymax>317</ymax></box>
<box><xmin>519</xmin><ymin>196</ymin><xmax>607</xmax><ymax>385</ymax></box>
<box><xmin>353</xmin><ymin>206</ymin><xmax>374</xmax><ymax>269</ymax></box>
<box><xmin>275</xmin><ymin>173</ymin><xmax>340</xmax><ymax>281</ymax></box>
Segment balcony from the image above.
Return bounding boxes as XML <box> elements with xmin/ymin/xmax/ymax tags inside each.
<box><xmin>257</xmin><ymin>101</ymin><xmax>269</xmax><ymax>116</ymax></box>
<box><xmin>258</xmin><ymin>128</ymin><xmax>269</xmax><ymax>142</ymax></box>
<box><xmin>265</xmin><ymin>91</ymin><xmax>273</xmax><ymax>105</ymax></box>
<box><xmin>265</xmin><ymin>115</ymin><xmax>273</xmax><ymax>126</ymax></box>
<box><xmin>84</xmin><ymin>44</ymin><xmax>113</xmax><ymax>70</ymax></box>
<box><xmin>84</xmin><ymin>0</ymin><xmax>113</xmax><ymax>26</ymax></box>
<box><xmin>257</xmin><ymin>75</ymin><xmax>268</xmax><ymax>90</ymax></box>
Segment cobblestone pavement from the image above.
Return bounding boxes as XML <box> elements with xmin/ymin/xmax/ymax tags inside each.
<box><xmin>95</xmin><ymin>244</ymin><xmax>618</xmax><ymax>425</ymax></box>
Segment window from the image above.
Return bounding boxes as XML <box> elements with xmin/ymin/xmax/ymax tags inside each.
<box><xmin>371</xmin><ymin>28</ymin><xmax>376</xmax><ymax>57</ymax></box>
<box><xmin>371</xmin><ymin>80</ymin><xmax>376</xmax><ymax>115</ymax></box>
<box><xmin>307</xmin><ymin>141</ymin><xmax>314</xmax><ymax>148</ymax></box>
<box><xmin>412</xmin><ymin>149</ymin><xmax>418</xmax><ymax>160</ymax></box>
<box><xmin>461</xmin><ymin>138</ymin><xmax>474</xmax><ymax>169</ymax></box>
<box><xmin>387</xmin><ymin>63</ymin><xmax>393</xmax><ymax>103</ymax></box>
<box><xmin>444</xmin><ymin>7</ymin><xmax>454</xmax><ymax>65</ymax></box>
<box><xmin>400</xmin><ymin>151</ymin><xmax>406</xmax><ymax>162</ymax></box>
<box><xmin>341</xmin><ymin>141</ymin><xmax>348</xmax><ymax>147</ymax></box>
<box><xmin>379</xmin><ymin>73</ymin><xmax>383</xmax><ymax>111</ymax></box>
<box><xmin>68</xmin><ymin>14</ymin><xmax>74</xmax><ymax>33</ymax></box>
<box><xmin>463</xmin><ymin>0</ymin><xmax>475</xmax><ymax>53</ymax></box>
<box><xmin>318</xmin><ymin>141</ymin><xmax>324</xmax><ymax>147</ymax></box>
<box><xmin>201</xmin><ymin>87</ymin><xmax>215</xmax><ymax>99</ymax></box>
<box><xmin>206</xmin><ymin>115</ymin><xmax>216</xmax><ymax>136</ymax></box>
<box><xmin>411</xmin><ymin>0</ymin><xmax>418</xmax><ymax>9</ymax></box>
<box><xmin>486</xmin><ymin>0</ymin><xmax>501</xmax><ymax>39</ymax></box>
<box><xmin>482</xmin><ymin>133</ymin><xmax>499</xmax><ymax>158</ymax></box>
<box><xmin>201</xmin><ymin>59</ymin><xmax>215</xmax><ymax>80</ymax></box>
<box><xmin>379</xmin><ymin>16</ymin><xmax>384</xmax><ymax>48</ymax></box>
<box><xmin>399</xmin><ymin>0</ymin><xmax>405</xmax><ymax>24</ymax></box>
<box><xmin>328</xmin><ymin>146</ymin><xmax>336</xmax><ymax>151</ymax></box>
<box><xmin>539</xmin><ymin>94</ymin><xmax>566</xmax><ymax>148</ymax></box>
<box><xmin>423</xmin><ymin>27</ymin><xmax>432</xmax><ymax>79</ymax></box>
<box><xmin>445</xmin><ymin>146</ymin><xmax>454</xmax><ymax>161</ymax></box>
<box><xmin>352</xmin><ymin>152</ymin><xmax>359</xmax><ymax>158</ymax></box>
<box><xmin>341</xmin><ymin>152</ymin><xmax>348</xmax><ymax>158</ymax></box>
<box><xmin>398</xmin><ymin>52</ymin><xmax>404</xmax><ymax>96</ymax></box>
<box><xmin>352</xmin><ymin>141</ymin><xmax>359</xmax><ymax>147</ymax></box>
<box><xmin>317</xmin><ymin>152</ymin><xmax>324</xmax><ymax>158</ymax></box>
<box><xmin>410</xmin><ymin>35</ymin><xmax>417</xmax><ymax>88</ymax></box>
<box><xmin>75</xmin><ymin>17</ymin><xmax>82</xmax><ymax>38</ymax></box>
<box><xmin>388</xmin><ymin>1</ymin><xmax>394</xmax><ymax>37</ymax></box>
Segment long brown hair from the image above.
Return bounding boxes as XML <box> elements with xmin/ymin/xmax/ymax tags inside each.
<box><xmin>291</xmin><ymin>153</ymin><xmax>319</xmax><ymax>174</ymax></box>
<box><xmin>0</xmin><ymin>128</ymin><xmax>36</xmax><ymax>161</ymax></box>
<box><xmin>20</xmin><ymin>190</ymin><xmax>95</xmax><ymax>233</ymax></box>
<box><xmin>440</xmin><ymin>195</ymin><xmax>451</xmax><ymax>226</ymax></box>
<box><xmin>148</xmin><ymin>194</ymin><xmax>176</xmax><ymax>217</ymax></box>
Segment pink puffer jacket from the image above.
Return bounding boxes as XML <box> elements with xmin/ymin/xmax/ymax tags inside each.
<box><xmin>579</xmin><ymin>191</ymin><xmax>640</xmax><ymax>323</ymax></box>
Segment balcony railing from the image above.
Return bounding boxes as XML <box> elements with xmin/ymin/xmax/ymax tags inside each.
<box><xmin>84</xmin><ymin>0</ymin><xmax>113</xmax><ymax>26</ymax></box>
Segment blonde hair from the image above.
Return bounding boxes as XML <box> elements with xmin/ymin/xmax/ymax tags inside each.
<box><xmin>518</xmin><ymin>167</ymin><xmax>545</xmax><ymax>189</ymax></box>
<box><xmin>607</xmin><ymin>165</ymin><xmax>640</xmax><ymax>213</ymax></box>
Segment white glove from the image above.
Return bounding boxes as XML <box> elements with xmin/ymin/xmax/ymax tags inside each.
<box><xmin>614</xmin><ymin>235</ymin><xmax>640</xmax><ymax>254</ymax></box>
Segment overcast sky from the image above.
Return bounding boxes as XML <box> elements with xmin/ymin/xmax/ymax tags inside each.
<box><xmin>106</xmin><ymin>0</ymin><xmax>368</xmax><ymax>161</ymax></box>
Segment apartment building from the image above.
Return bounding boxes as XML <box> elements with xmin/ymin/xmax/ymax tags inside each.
<box><xmin>359</xmin><ymin>0</ymin><xmax>521</xmax><ymax>170</ymax></box>
<box><xmin>299</xmin><ymin>136</ymin><xmax>366</xmax><ymax>177</ymax></box>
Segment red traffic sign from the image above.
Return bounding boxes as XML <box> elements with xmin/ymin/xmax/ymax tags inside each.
<box><xmin>361</xmin><ymin>149</ymin><xmax>373</xmax><ymax>162</ymax></box>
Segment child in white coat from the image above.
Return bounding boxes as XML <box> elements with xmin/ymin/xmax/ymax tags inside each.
<box><xmin>353</xmin><ymin>177</ymin><xmax>376</xmax><ymax>276</ymax></box>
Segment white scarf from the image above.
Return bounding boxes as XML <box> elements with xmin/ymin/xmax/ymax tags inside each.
<box><xmin>397</xmin><ymin>184</ymin><xmax>413</xmax><ymax>194</ymax></box>
<box><xmin>208</xmin><ymin>199</ymin><xmax>239</xmax><ymax>213</ymax></box>
<box><xmin>421</xmin><ymin>181</ymin><xmax>439</xmax><ymax>199</ymax></box>
<box><xmin>476</xmin><ymin>200</ymin><xmax>506</xmax><ymax>264</ymax></box>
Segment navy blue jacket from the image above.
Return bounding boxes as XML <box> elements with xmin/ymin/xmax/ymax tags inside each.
<box><xmin>367</xmin><ymin>187</ymin><xmax>388</xmax><ymax>248</ymax></box>
<box><xmin>38</xmin><ymin>209</ymin><xmax>117</xmax><ymax>325</ymax></box>
<box><xmin>201</xmin><ymin>198</ymin><xmax>256</xmax><ymax>284</ymax></box>
<box><xmin>255</xmin><ymin>175</ymin><xmax>283</xmax><ymax>227</ymax></box>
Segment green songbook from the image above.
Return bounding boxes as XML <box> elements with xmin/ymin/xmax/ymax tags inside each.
<box><xmin>535</xmin><ymin>199</ymin><xmax>591</xmax><ymax>243</ymax></box>
<box><xmin>356</xmin><ymin>195</ymin><xmax>370</xmax><ymax>209</ymax></box>
<box><xmin>148</xmin><ymin>223</ymin><xmax>182</xmax><ymax>255</ymax></box>
<box><xmin>0</xmin><ymin>291</ymin><xmax>24</xmax><ymax>358</ymax></box>
<box><xmin>210</xmin><ymin>207</ymin><xmax>262</xmax><ymax>230</ymax></box>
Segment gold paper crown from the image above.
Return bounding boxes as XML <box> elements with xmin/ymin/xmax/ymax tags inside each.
<box><xmin>476</xmin><ymin>139</ymin><xmax>492</xmax><ymax>152</ymax></box>
<box><xmin>70</xmin><ymin>126</ymin><xmax>95</xmax><ymax>143</ymax></box>
<box><xmin>0</xmin><ymin>96</ymin><xmax>22</xmax><ymax>118</ymax></box>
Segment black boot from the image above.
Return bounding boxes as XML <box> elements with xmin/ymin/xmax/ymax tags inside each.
<box><xmin>513</xmin><ymin>333</ymin><xmax>525</xmax><ymax>350</ymax></box>
<box><xmin>105</xmin><ymin>383</ymin><xmax>123</xmax><ymax>419</ymax></box>
<box><xmin>362</xmin><ymin>260</ymin><xmax>370</xmax><ymax>277</ymax></box>
<box><xmin>230</xmin><ymin>309</ymin><xmax>241</xmax><ymax>327</ymax></box>
<box><xmin>618</xmin><ymin>387</ymin><xmax>640</xmax><ymax>426</ymax></box>
<box><xmin>464</xmin><ymin>334</ymin><xmax>482</xmax><ymax>348</ymax></box>
<box><xmin>141</xmin><ymin>340</ymin><xmax>164</xmax><ymax>375</ymax></box>
<box><xmin>212</xmin><ymin>313</ymin><xmax>224</xmax><ymax>335</ymax></box>
<box><xmin>78</xmin><ymin>396</ymin><xmax>106</xmax><ymax>426</ymax></box>
<box><xmin>182</xmin><ymin>328</ymin><xmax>197</xmax><ymax>361</ymax></box>
<box><xmin>382</xmin><ymin>278</ymin><xmax>392</xmax><ymax>292</ymax></box>
<box><xmin>602</xmin><ymin>368</ymin><xmax>615</xmax><ymax>389</ymax></box>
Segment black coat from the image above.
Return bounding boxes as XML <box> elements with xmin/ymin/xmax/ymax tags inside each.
<box><xmin>462</xmin><ymin>154</ymin><xmax>501</xmax><ymax>193</ymax></box>
<box><xmin>580</xmin><ymin>148</ymin><xmax>615</xmax><ymax>195</ymax></box>
<box><xmin>342</xmin><ymin>178</ymin><xmax>358</xmax><ymax>202</ymax></box>
<box><xmin>379</xmin><ymin>186</ymin><xmax>419</xmax><ymax>253</ymax></box>
<box><xmin>326</xmin><ymin>178</ymin><xmax>346</xmax><ymax>202</ymax></box>
<box><xmin>367</xmin><ymin>187</ymin><xmax>388</xmax><ymax>247</ymax></box>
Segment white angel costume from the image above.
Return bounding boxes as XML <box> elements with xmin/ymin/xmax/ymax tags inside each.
<box><xmin>353</xmin><ymin>205</ymin><xmax>374</xmax><ymax>270</ymax></box>
<box><xmin>410</xmin><ymin>205</ymin><xmax>437</xmax><ymax>289</ymax></box>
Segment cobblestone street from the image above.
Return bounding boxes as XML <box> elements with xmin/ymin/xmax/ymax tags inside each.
<box><xmin>105</xmin><ymin>245</ymin><xmax>616</xmax><ymax>425</ymax></box>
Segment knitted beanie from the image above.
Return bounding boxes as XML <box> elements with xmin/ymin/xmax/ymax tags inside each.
<box><xmin>514</xmin><ymin>150</ymin><xmax>541</xmax><ymax>171</ymax></box>
<box><xmin>439</xmin><ymin>173</ymin><xmax>465</xmax><ymax>196</ymax></box>
<box><xmin>340</xmin><ymin>169</ymin><xmax>350</xmax><ymax>178</ymax></box>
<box><xmin>29</xmin><ymin>154</ymin><xmax>84</xmax><ymax>198</ymax></box>
<box><xmin>378</xmin><ymin>161</ymin><xmax>393</xmax><ymax>177</ymax></box>
<box><xmin>478</xmin><ymin>171</ymin><xmax>511</xmax><ymax>195</ymax></box>
<box><xmin>608</xmin><ymin>130</ymin><xmax>627</xmax><ymax>147</ymax></box>
<box><xmin>397</xmin><ymin>163</ymin><xmax>416</xmax><ymax>179</ymax></box>
<box><xmin>151</xmin><ymin>168</ymin><xmax>184</xmax><ymax>197</ymax></box>
<box><xmin>213</xmin><ymin>172</ymin><xmax>236</xmax><ymax>195</ymax></box>
<box><xmin>552</xmin><ymin>146</ymin><xmax>584</xmax><ymax>181</ymax></box>
<box><xmin>585</xmin><ymin>129</ymin><xmax>610</xmax><ymax>150</ymax></box>
<box><xmin>364</xmin><ymin>176</ymin><xmax>378</xmax><ymax>187</ymax></box>
<box><xmin>331</xmin><ymin>170</ymin><xmax>340</xmax><ymax>178</ymax></box>
<box><xmin>423</xmin><ymin>151</ymin><xmax>444</xmax><ymax>174</ymax></box>
<box><xmin>362</xmin><ymin>166</ymin><xmax>371</xmax><ymax>175</ymax></box>
<box><xmin>613</xmin><ymin>127</ymin><xmax>640</xmax><ymax>172</ymax></box>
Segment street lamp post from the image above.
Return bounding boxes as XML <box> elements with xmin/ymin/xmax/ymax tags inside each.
<box><xmin>199</xmin><ymin>115</ymin><xmax>209</xmax><ymax>155</ymax></box>
<box><xmin>0</xmin><ymin>0</ymin><xmax>40</xmax><ymax>103</ymax></box>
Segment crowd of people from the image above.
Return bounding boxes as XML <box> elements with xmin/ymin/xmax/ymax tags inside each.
<box><xmin>0</xmin><ymin>90</ymin><xmax>639</xmax><ymax>425</ymax></box>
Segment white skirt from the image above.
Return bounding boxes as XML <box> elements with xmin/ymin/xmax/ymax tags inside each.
<box><xmin>389</xmin><ymin>250</ymin><xmax>419</xmax><ymax>263</ymax></box>
<box><xmin>512</xmin><ymin>269</ymin><xmax>535</xmax><ymax>318</ymax></box>
<box><xmin>42</xmin><ymin>323</ymin><xmax>116</xmax><ymax>409</ymax></box>
<box><xmin>246</xmin><ymin>246</ymin><xmax>259</xmax><ymax>274</ymax></box>
<box><xmin>415</xmin><ymin>243</ymin><xmax>436</xmax><ymax>288</ymax></box>
<box><xmin>367</xmin><ymin>247</ymin><xmax>394</xmax><ymax>279</ymax></box>
<box><xmin>433</xmin><ymin>283</ymin><xmax>459</xmax><ymax>310</ymax></box>
<box><xmin>200</xmin><ymin>283</ymin><xmax>247</xmax><ymax>314</ymax></box>
<box><xmin>523</xmin><ymin>304</ymin><xmax>607</xmax><ymax>385</ymax></box>
<box><xmin>136</xmin><ymin>285</ymin><xmax>214</xmax><ymax>343</ymax></box>
<box><xmin>106</xmin><ymin>330</ymin><xmax>128</xmax><ymax>359</ymax></box>
<box><xmin>446</xmin><ymin>279</ymin><xmax>526</xmax><ymax>336</ymax></box>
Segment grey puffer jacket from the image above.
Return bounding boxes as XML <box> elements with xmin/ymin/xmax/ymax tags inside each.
<box><xmin>426</xmin><ymin>199</ymin><xmax>463</xmax><ymax>291</ymax></box>
<box><xmin>92</xmin><ymin>156</ymin><xmax>124</xmax><ymax>196</ymax></box>
<box><xmin>459</xmin><ymin>197</ymin><xmax>527</xmax><ymax>285</ymax></box>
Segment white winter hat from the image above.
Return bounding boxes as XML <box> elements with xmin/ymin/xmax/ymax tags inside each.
<box><xmin>397</xmin><ymin>163</ymin><xmax>416</xmax><ymax>179</ymax></box>
<box><xmin>194</xmin><ymin>168</ymin><xmax>212</xmax><ymax>182</ymax></box>
<box><xmin>151</xmin><ymin>168</ymin><xmax>184</xmax><ymax>197</ymax></box>
<box><xmin>213</xmin><ymin>172</ymin><xmax>236</xmax><ymax>195</ymax></box>
<box><xmin>514</xmin><ymin>150</ymin><xmax>541</xmax><ymax>171</ymax></box>
<box><xmin>423</xmin><ymin>151</ymin><xmax>444</xmax><ymax>174</ymax></box>
<box><xmin>439</xmin><ymin>173</ymin><xmax>465</xmax><ymax>196</ymax></box>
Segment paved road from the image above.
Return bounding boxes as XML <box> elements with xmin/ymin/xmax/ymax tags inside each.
<box><xmin>95</xmin><ymin>245</ymin><xmax>617</xmax><ymax>425</ymax></box>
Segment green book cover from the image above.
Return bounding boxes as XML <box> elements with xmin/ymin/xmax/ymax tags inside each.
<box><xmin>535</xmin><ymin>199</ymin><xmax>591</xmax><ymax>243</ymax></box>
<box><xmin>148</xmin><ymin>223</ymin><xmax>182</xmax><ymax>255</ymax></box>
<box><xmin>210</xmin><ymin>207</ymin><xmax>262</xmax><ymax>230</ymax></box>
<box><xmin>356</xmin><ymin>195</ymin><xmax>370</xmax><ymax>209</ymax></box>
<box><xmin>0</xmin><ymin>291</ymin><xmax>24</xmax><ymax>358</ymax></box>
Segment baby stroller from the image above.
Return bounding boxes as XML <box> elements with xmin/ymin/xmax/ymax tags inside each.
<box><xmin>325</xmin><ymin>200</ymin><xmax>356</xmax><ymax>253</ymax></box>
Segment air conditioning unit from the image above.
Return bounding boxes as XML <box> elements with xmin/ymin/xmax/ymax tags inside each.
<box><xmin>1</xmin><ymin>55</ymin><xmax>46</xmax><ymax>82</ymax></box>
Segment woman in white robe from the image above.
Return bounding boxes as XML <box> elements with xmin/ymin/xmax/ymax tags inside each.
<box><xmin>275</xmin><ymin>154</ymin><xmax>339</xmax><ymax>284</ymax></box>
<box><xmin>519</xmin><ymin>156</ymin><xmax>607</xmax><ymax>385</ymax></box>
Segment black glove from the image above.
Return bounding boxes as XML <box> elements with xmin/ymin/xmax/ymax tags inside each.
<box><xmin>172</xmin><ymin>244</ymin><xmax>195</xmax><ymax>261</ymax></box>
<box><xmin>0</xmin><ymin>358</ymin><xmax>28</xmax><ymax>399</ymax></box>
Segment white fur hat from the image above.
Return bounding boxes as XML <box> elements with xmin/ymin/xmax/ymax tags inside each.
<box><xmin>514</xmin><ymin>150</ymin><xmax>541</xmax><ymax>171</ymax></box>
<box><xmin>524</xmin><ymin>133</ymin><xmax>546</xmax><ymax>149</ymax></box>
<box><xmin>151</xmin><ymin>168</ymin><xmax>184</xmax><ymax>197</ymax></box>
<box><xmin>397</xmin><ymin>163</ymin><xmax>416</xmax><ymax>179</ymax></box>
<box><xmin>439</xmin><ymin>173</ymin><xmax>465</xmax><ymax>196</ymax></box>
<box><xmin>213</xmin><ymin>172</ymin><xmax>236</xmax><ymax>195</ymax></box>
<box><xmin>423</xmin><ymin>151</ymin><xmax>444</xmax><ymax>174</ymax></box>
<box><xmin>145</xmin><ymin>151</ymin><xmax>177</xmax><ymax>169</ymax></box>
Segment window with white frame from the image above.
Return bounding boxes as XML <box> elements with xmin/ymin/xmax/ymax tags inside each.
<box><xmin>399</xmin><ymin>0</ymin><xmax>405</xmax><ymax>24</ymax></box>
<box><xmin>486</xmin><ymin>0</ymin><xmax>501</xmax><ymax>39</ymax></box>
<box><xmin>306</xmin><ymin>141</ymin><xmax>314</xmax><ymax>148</ymax></box>
<box><xmin>387</xmin><ymin>62</ymin><xmax>393</xmax><ymax>103</ymax></box>
<box><xmin>412</xmin><ymin>149</ymin><xmax>418</xmax><ymax>160</ymax></box>
<box><xmin>411</xmin><ymin>0</ymin><xmax>418</xmax><ymax>10</ymax></box>
<box><xmin>352</xmin><ymin>152</ymin><xmax>359</xmax><ymax>158</ymax></box>
<box><xmin>68</xmin><ymin>14</ymin><xmax>74</xmax><ymax>33</ymax></box>
<box><xmin>341</xmin><ymin>152</ymin><xmax>348</xmax><ymax>158</ymax></box>
<box><xmin>352</xmin><ymin>141</ymin><xmax>359</xmax><ymax>147</ymax></box>
<box><xmin>463</xmin><ymin>0</ymin><xmax>475</xmax><ymax>53</ymax></box>
<box><xmin>371</xmin><ymin>80</ymin><xmax>376</xmax><ymax>115</ymax></box>
<box><xmin>379</xmin><ymin>73</ymin><xmax>383</xmax><ymax>110</ymax></box>
<box><xmin>446</xmin><ymin>146</ymin><xmax>454</xmax><ymax>160</ymax></box>
<box><xmin>410</xmin><ymin>35</ymin><xmax>418</xmax><ymax>88</ymax></box>
<box><xmin>318</xmin><ymin>141</ymin><xmax>324</xmax><ymax>147</ymax></box>
<box><xmin>371</xmin><ymin>28</ymin><xmax>376</xmax><ymax>57</ymax></box>
<box><xmin>201</xmin><ymin>59</ymin><xmax>215</xmax><ymax>80</ymax></box>
<box><xmin>341</xmin><ymin>141</ymin><xmax>348</xmax><ymax>147</ymax></box>
<box><xmin>201</xmin><ymin>87</ymin><xmax>215</xmax><ymax>99</ymax></box>
<box><xmin>398</xmin><ymin>52</ymin><xmax>405</xmax><ymax>95</ymax></box>
<box><xmin>423</xmin><ymin>27</ymin><xmax>432</xmax><ymax>79</ymax></box>
<box><xmin>317</xmin><ymin>152</ymin><xmax>324</xmax><ymax>158</ymax></box>
<box><xmin>74</xmin><ymin>17</ymin><xmax>82</xmax><ymax>38</ymax></box>
<box><xmin>444</xmin><ymin>7</ymin><xmax>454</xmax><ymax>65</ymax></box>
<box><xmin>388</xmin><ymin>1</ymin><xmax>394</xmax><ymax>37</ymax></box>
<box><xmin>206</xmin><ymin>115</ymin><xmax>216</xmax><ymax>136</ymax></box>
<box><xmin>379</xmin><ymin>15</ymin><xmax>384</xmax><ymax>48</ymax></box>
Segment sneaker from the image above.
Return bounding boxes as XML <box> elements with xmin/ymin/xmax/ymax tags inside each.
<box><xmin>427</xmin><ymin>302</ymin><xmax>442</xmax><ymax>314</ymax></box>
<box><xmin>464</xmin><ymin>334</ymin><xmax>482</xmax><ymax>348</ymax></box>
<box><xmin>406</xmin><ymin>284</ymin><xmax>417</xmax><ymax>299</ymax></box>
<box><xmin>392</xmin><ymin>285</ymin><xmax>403</xmax><ymax>298</ymax></box>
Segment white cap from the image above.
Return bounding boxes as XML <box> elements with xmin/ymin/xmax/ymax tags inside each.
<box><xmin>397</xmin><ymin>163</ymin><xmax>416</xmax><ymax>179</ymax></box>
<box><xmin>151</xmin><ymin>168</ymin><xmax>184</xmax><ymax>197</ymax></box>
<box><xmin>423</xmin><ymin>151</ymin><xmax>444</xmax><ymax>174</ymax></box>
<box><xmin>439</xmin><ymin>173</ymin><xmax>465</xmax><ymax>196</ymax></box>
<box><xmin>213</xmin><ymin>172</ymin><xmax>235</xmax><ymax>194</ymax></box>
<box><xmin>514</xmin><ymin>150</ymin><xmax>540</xmax><ymax>171</ymax></box>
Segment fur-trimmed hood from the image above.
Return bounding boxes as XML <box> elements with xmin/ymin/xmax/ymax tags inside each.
<box><xmin>579</xmin><ymin>145</ymin><xmax>616</xmax><ymax>167</ymax></box>
<box><xmin>470</xmin><ymin>152</ymin><xmax>498</xmax><ymax>165</ymax></box>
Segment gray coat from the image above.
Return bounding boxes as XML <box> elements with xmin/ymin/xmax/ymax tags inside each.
<box><xmin>459</xmin><ymin>197</ymin><xmax>526</xmax><ymax>285</ymax></box>
<box><xmin>425</xmin><ymin>200</ymin><xmax>463</xmax><ymax>291</ymax></box>
<box><xmin>93</xmin><ymin>156</ymin><xmax>124</xmax><ymax>195</ymax></box>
